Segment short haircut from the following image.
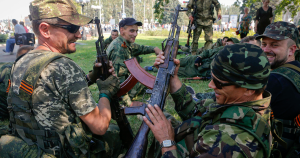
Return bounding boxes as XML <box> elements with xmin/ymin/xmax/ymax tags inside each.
<box><xmin>253</xmin><ymin>86</ymin><xmax>266</xmax><ymax>96</ymax></box>
<box><xmin>19</xmin><ymin>21</ymin><xmax>25</xmax><ymax>26</ymax></box>
<box><xmin>32</xmin><ymin>18</ymin><xmax>65</xmax><ymax>36</ymax></box>
<box><xmin>223</xmin><ymin>36</ymin><xmax>229</xmax><ymax>40</ymax></box>
<box><xmin>12</xmin><ymin>19</ymin><xmax>17</xmax><ymax>24</ymax></box>
<box><xmin>287</xmin><ymin>38</ymin><xmax>296</xmax><ymax>48</ymax></box>
<box><xmin>112</xmin><ymin>29</ymin><xmax>118</xmax><ymax>33</ymax></box>
<box><xmin>240</xmin><ymin>36</ymin><xmax>261</xmax><ymax>46</ymax></box>
<box><xmin>17</xmin><ymin>45</ymin><xmax>34</xmax><ymax>58</ymax></box>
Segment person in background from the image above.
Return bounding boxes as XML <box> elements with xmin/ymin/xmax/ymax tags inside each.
<box><xmin>104</xmin><ymin>29</ymin><xmax>118</xmax><ymax>48</ymax></box>
<box><xmin>239</xmin><ymin>7</ymin><xmax>252</xmax><ymax>39</ymax></box>
<box><xmin>240</xmin><ymin>36</ymin><xmax>261</xmax><ymax>46</ymax></box>
<box><xmin>19</xmin><ymin>21</ymin><xmax>29</xmax><ymax>33</ymax></box>
<box><xmin>255</xmin><ymin>0</ymin><xmax>273</xmax><ymax>35</ymax></box>
<box><xmin>2</xmin><ymin>19</ymin><xmax>26</xmax><ymax>54</ymax></box>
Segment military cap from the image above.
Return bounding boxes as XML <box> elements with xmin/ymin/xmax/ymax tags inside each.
<box><xmin>29</xmin><ymin>0</ymin><xmax>92</xmax><ymax>26</ymax></box>
<box><xmin>227</xmin><ymin>38</ymin><xmax>240</xmax><ymax>44</ymax></box>
<box><xmin>256</xmin><ymin>21</ymin><xmax>300</xmax><ymax>48</ymax></box>
<box><xmin>211</xmin><ymin>43</ymin><xmax>270</xmax><ymax>89</ymax></box>
<box><xmin>119</xmin><ymin>18</ymin><xmax>142</xmax><ymax>29</ymax></box>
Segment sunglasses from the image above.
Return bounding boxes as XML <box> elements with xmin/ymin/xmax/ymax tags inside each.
<box><xmin>212</xmin><ymin>76</ymin><xmax>237</xmax><ymax>89</ymax></box>
<box><xmin>50</xmin><ymin>24</ymin><xmax>80</xmax><ymax>33</ymax></box>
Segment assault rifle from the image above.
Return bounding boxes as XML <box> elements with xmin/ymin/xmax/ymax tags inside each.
<box><xmin>94</xmin><ymin>17</ymin><xmax>134</xmax><ymax>149</ymax></box>
<box><xmin>122</xmin><ymin>5</ymin><xmax>187</xmax><ymax>158</ymax></box>
<box><xmin>186</xmin><ymin>0</ymin><xmax>197</xmax><ymax>47</ymax></box>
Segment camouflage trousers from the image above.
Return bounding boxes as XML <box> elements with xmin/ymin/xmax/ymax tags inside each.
<box><xmin>179</xmin><ymin>45</ymin><xmax>204</xmax><ymax>55</ymax></box>
<box><xmin>191</xmin><ymin>25</ymin><xmax>213</xmax><ymax>55</ymax></box>
<box><xmin>0</xmin><ymin>124</ymin><xmax>123</xmax><ymax>158</ymax></box>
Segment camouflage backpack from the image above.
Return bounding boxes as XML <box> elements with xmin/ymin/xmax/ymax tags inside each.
<box><xmin>7</xmin><ymin>50</ymin><xmax>93</xmax><ymax>157</ymax></box>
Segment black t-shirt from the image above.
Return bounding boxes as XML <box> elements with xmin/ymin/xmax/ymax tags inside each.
<box><xmin>255</xmin><ymin>7</ymin><xmax>273</xmax><ymax>35</ymax></box>
<box><xmin>266</xmin><ymin>61</ymin><xmax>300</xmax><ymax>121</ymax></box>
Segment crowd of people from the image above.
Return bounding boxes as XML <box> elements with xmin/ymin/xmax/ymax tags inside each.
<box><xmin>0</xmin><ymin>0</ymin><xmax>300</xmax><ymax>158</ymax></box>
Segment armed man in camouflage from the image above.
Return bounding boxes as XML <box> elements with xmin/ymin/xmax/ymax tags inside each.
<box><xmin>145</xmin><ymin>38</ymin><xmax>239</xmax><ymax>77</ymax></box>
<box><xmin>144</xmin><ymin>43</ymin><xmax>272</xmax><ymax>158</ymax></box>
<box><xmin>187</xmin><ymin>0</ymin><xmax>222</xmax><ymax>55</ymax></box>
<box><xmin>104</xmin><ymin>29</ymin><xmax>118</xmax><ymax>48</ymax></box>
<box><xmin>179</xmin><ymin>36</ymin><xmax>229</xmax><ymax>54</ymax></box>
<box><xmin>0</xmin><ymin>0</ymin><xmax>123</xmax><ymax>157</ymax></box>
<box><xmin>256</xmin><ymin>21</ymin><xmax>300</xmax><ymax>157</ymax></box>
<box><xmin>106</xmin><ymin>18</ymin><xmax>163</xmax><ymax>104</ymax></box>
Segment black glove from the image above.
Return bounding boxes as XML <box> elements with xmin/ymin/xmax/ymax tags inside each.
<box><xmin>97</xmin><ymin>75</ymin><xmax>120</xmax><ymax>100</ymax></box>
<box><xmin>194</xmin><ymin>56</ymin><xmax>202</xmax><ymax>67</ymax></box>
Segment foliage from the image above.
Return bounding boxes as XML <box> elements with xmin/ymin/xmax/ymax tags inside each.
<box><xmin>235</xmin><ymin>0</ymin><xmax>300</xmax><ymax>19</ymax></box>
<box><xmin>142</xmin><ymin>29</ymin><xmax>245</xmax><ymax>39</ymax></box>
<box><xmin>0</xmin><ymin>34</ymin><xmax>7</xmax><ymax>43</ymax></box>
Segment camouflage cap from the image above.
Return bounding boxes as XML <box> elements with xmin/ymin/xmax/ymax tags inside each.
<box><xmin>29</xmin><ymin>0</ymin><xmax>92</xmax><ymax>26</ymax></box>
<box><xmin>211</xmin><ymin>43</ymin><xmax>270</xmax><ymax>89</ymax></box>
<box><xmin>256</xmin><ymin>21</ymin><xmax>300</xmax><ymax>48</ymax></box>
<box><xmin>227</xmin><ymin>37</ymin><xmax>240</xmax><ymax>44</ymax></box>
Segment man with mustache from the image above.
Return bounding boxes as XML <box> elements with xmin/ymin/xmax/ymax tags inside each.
<box><xmin>0</xmin><ymin>0</ymin><xmax>123</xmax><ymax>157</ymax></box>
<box><xmin>106</xmin><ymin>18</ymin><xmax>163</xmax><ymax>104</ymax></box>
<box><xmin>256</xmin><ymin>21</ymin><xmax>300</xmax><ymax>157</ymax></box>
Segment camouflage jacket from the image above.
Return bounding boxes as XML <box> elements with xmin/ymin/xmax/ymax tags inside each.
<box><xmin>196</xmin><ymin>38</ymin><xmax>223</xmax><ymax>54</ymax></box>
<box><xmin>8</xmin><ymin>50</ymin><xmax>97</xmax><ymax>156</ymax></box>
<box><xmin>104</xmin><ymin>36</ymin><xmax>113</xmax><ymax>48</ymax></box>
<box><xmin>107</xmin><ymin>35</ymin><xmax>156</xmax><ymax>81</ymax></box>
<box><xmin>162</xmin><ymin>84</ymin><xmax>272</xmax><ymax>158</ymax></box>
<box><xmin>196</xmin><ymin>46</ymin><xmax>224</xmax><ymax>71</ymax></box>
<box><xmin>186</xmin><ymin>0</ymin><xmax>221</xmax><ymax>26</ymax></box>
<box><xmin>0</xmin><ymin>63</ymin><xmax>12</xmax><ymax>120</ymax></box>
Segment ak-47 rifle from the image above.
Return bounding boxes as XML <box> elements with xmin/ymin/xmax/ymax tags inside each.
<box><xmin>186</xmin><ymin>0</ymin><xmax>197</xmax><ymax>47</ymax></box>
<box><xmin>94</xmin><ymin>17</ymin><xmax>134</xmax><ymax>148</ymax></box>
<box><xmin>122</xmin><ymin>5</ymin><xmax>187</xmax><ymax>158</ymax></box>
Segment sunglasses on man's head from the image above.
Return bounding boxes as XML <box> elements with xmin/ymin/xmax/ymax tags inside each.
<box><xmin>50</xmin><ymin>24</ymin><xmax>80</xmax><ymax>33</ymax></box>
<box><xmin>212</xmin><ymin>76</ymin><xmax>237</xmax><ymax>89</ymax></box>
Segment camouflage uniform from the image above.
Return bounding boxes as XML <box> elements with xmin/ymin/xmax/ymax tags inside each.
<box><xmin>186</xmin><ymin>0</ymin><xmax>221</xmax><ymax>54</ymax></box>
<box><xmin>0</xmin><ymin>0</ymin><xmax>123</xmax><ymax>157</ymax></box>
<box><xmin>180</xmin><ymin>38</ymin><xmax>223</xmax><ymax>54</ymax></box>
<box><xmin>107</xmin><ymin>35</ymin><xmax>156</xmax><ymax>101</ymax></box>
<box><xmin>0</xmin><ymin>63</ymin><xmax>12</xmax><ymax>120</ymax></box>
<box><xmin>104</xmin><ymin>36</ymin><xmax>113</xmax><ymax>48</ymax></box>
<box><xmin>152</xmin><ymin>44</ymin><xmax>272</xmax><ymax>158</ymax></box>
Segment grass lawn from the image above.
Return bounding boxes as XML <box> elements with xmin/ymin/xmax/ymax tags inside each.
<box><xmin>65</xmin><ymin>35</ymin><xmax>214</xmax><ymax>152</ymax></box>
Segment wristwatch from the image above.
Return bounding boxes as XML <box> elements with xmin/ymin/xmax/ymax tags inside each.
<box><xmin>160</xmin><ymin>140</ymin><xmax>176</xmax><ymax>149</ymax></box>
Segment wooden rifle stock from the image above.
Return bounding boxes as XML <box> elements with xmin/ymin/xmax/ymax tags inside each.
<box><xmin>94</xmin><ymin>17</ymin><xmax>134</xmax><ymax>149</ymax></box>
<box><xmin>123</xmin><ymin>5</ymin><xmax>184</xmax><ymax>158</ymax></box>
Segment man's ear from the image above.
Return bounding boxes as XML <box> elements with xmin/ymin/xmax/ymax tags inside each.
<box><xmin>244</xmin><ymin>89</ymin><xmax>255</xmax><ymax>97</ymax></box>
<box><xmin>39</xmin><ymin>22</ymin><xmax>51</xmax><ymax>39</ymax></box>
<box><xmin>288</xmin><ymin>44</ymin><xmax>297</xmax><ymax>56</ymax></box>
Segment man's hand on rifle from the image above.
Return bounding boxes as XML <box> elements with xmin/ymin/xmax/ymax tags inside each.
<box><xmin>97</xmin><ymin>75</ymin><xmax>120</xmax><ymax>100</ymax></box>
<box><xmin>188</xmin><ymin>15</ymin><xmax>194</xmax><ymax>22</ymax></box>
<box><xmin>153</xmin><ymin>52</ymin><xmax>182</xmax><ymax>93</ymax></box>
<box><xmin>88</xmin><ymin>61</ymin><xmax>116</xmax><ymax>84</ymax></box>
<box><xmin>143</xmin><ymin>104</ymin><xmax>176</xmax><ymax>154</ymax></box>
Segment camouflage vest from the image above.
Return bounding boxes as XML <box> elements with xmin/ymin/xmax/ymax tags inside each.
<box><xmin>7</xmin><ymin>50</ymin><xmax>92</xmax><ymax>157</ymax></box>
<box><xmin>174</xmin><ymin>101</ymin><xmax>272</xmax><ymax>158</ymax></box>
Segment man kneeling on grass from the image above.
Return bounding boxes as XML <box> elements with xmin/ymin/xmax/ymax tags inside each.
<box><xmin>145</xmin><ymin>43</ymin><xmax>273</xmax><ymax>158</ymax></box>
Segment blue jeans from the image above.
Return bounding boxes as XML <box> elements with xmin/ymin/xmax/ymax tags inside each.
<box><xmin>5</xmin><ymin>38</ymin><xmax>15</xmax><ymax>52</ymax></box>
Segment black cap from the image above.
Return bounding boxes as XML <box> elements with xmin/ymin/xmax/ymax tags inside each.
<box><xmin>119</xmin><ymin>18</ymin><xmax>142</xmax><ymax>29</ymax></box>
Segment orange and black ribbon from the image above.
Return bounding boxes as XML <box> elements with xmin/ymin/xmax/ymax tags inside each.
<box><xmin>20</xmin><ymin>80</ymin><xmax>33</xmax><ymax>95</ymax></box>
<box><xmin>121</xmin><ymin>42</ymin><xmax>127</xmax><ymax>48</ymax></box>
<box><xmin>6</xmin><ymin>79</ymin><xmax>11</xmax><ymax>93</ymax></box>
<box><xmin>294</xmin><ymin>114</ymin><xmax>300</xmax><ymax>127</ymax></box>
<box><xmin>271</xmin><ymin>110</ymin><xmax>274</xmax><ymax>120</ymax></box>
